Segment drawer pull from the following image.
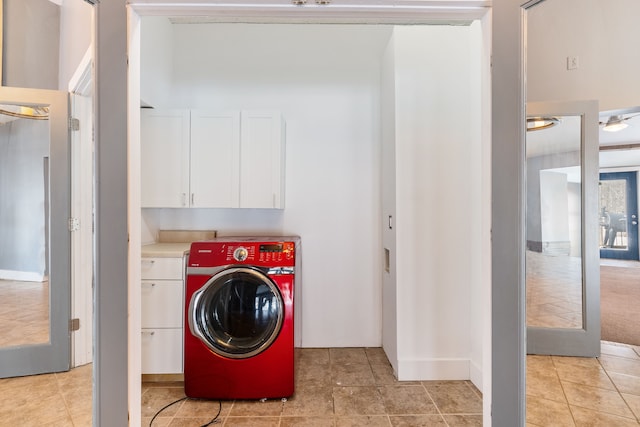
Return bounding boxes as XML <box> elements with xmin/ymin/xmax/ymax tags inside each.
<box><xmin>142</xmin><ymin>331</ymin><xmax>155</xmax><ymax>336</ymax></box>
<box><xmin>142</xmin><ymin>259</ymin><xmax>156</xmax><ymax>265</ymax></box>
<box><xmin>142</xmin><ymin>283</ymin><xmax>156</xmax><ymax>288</ymax></box>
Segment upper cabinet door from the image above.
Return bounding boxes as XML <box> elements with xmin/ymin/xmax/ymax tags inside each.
<box><xmin>240</xmin><ymin>111</ymin><xmax>285</xmax><ymax>209</ymax></box>
<box><xmin>140</xmin><ymin>109</ymin><xmax>190</xmax><ymax>208</ymax></box>
<box><xmin>190</xmin><ymin>110</ymin><xmax>241</xmax><ymax>208</ymax></box>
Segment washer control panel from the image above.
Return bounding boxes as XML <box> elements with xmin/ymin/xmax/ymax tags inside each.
<box><xmin>225</xmin><ymin>242</ymin><xmax>295</xmax><ymax>264</ymax></box>
<box><xmin>190</xmin><ymin>239</ymin><xmax>297</xmax><ymax>267</ymax></box>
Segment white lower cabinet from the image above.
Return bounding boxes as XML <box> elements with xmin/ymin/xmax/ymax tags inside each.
<box><xmin>142</xmin><ymin>280</ymin><xmax>183</xmax><ymax>328</ymax></box>
<box><xmin>141</xmin><ymin>256</ymin><xmax>185</xmax><ymax>374</ymax></box>
<box><xmin>141</xmin><ymin>329</ymin><xmax>183</xmax><ymax>375</ymax></box>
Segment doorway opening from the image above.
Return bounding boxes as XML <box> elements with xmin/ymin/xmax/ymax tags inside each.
<box><xmin>126</xmin><ymin>4</ymin><xmax>492</xmax><ymax>426</ymax></box>
<box><xmin>599</xmin><ymin>171</ymin><xmax>639</xmax><ymax>260</ymax></box>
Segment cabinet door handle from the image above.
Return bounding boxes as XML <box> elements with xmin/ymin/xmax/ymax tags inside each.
<box><xmin>182</xmin><ymin>193</ymin><xmax>187</xmax><ymax>206</ymax></box>
<box><xmin>191</xmin><ymin>193</ymin><xmax>195</xmax><ymax>206</ymax></box>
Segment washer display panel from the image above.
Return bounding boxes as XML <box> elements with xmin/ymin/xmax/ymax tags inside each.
<box><xmin>189</xmin><ymin>267</ymin><xmax>284</xmax><ymax>359</ymax></box>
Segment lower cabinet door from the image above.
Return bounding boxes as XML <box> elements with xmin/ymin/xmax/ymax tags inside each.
<box><xmin>141</xmin><ymin>328</ymin><xmax>183</xmax><ymax>374</ymax></box>
<box><xmin>141</xmin><ymin>280</ymin><xmax>183</xmax><ymax>328</ymax></box>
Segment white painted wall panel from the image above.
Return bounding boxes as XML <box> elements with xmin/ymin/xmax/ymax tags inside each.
<box><xmin>467</xmin><ymin>20</ymin><xmax>488</xmax><ymax>391</ymax></box>
<box><xmin>391</xmin><ymin>25</ymin><xmax>481</xmax><ymax>378</ymax></box>
<box><xmin>381</xmin><ymin>31</ymin><xmax>399</xmax><ymax>373</ymax></box>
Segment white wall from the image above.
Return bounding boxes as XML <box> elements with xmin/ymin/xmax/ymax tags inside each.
<box><xmin>140</xmin><ymin>17</ymin><xmax>174</xmax><ymax>108</ymax></box>
<box><xmin>527</xmin><ymin>0</ymin><xmax>640</xmax><ymax>112</ymax></box>
<box><xmin>540</xmin><ymin>171</ymin><xmax>570</xmax><ymax>247</ymax></box>
<box><xmin>386</xmin><ymin>24</ymin><xmax>483</xmax><ymax>381</ymax></box>
<box><xmin>0</xmin><ymin>120</ymin><xmax>50</xmax><ymax>279</ymax></box>
<box><xmin>4</xmin><ymin>0</ymin><xmax>59</xmax><ymax>89</ymax></box>
<box><xmin>58</xmin><ymin>0</ymin><xmax>92</xmax><ymax>90</ymax></box>
<box><xmin>142</xmin><ymin>23</ymin><xmax>392</xmax><ymax>347</ymax></box>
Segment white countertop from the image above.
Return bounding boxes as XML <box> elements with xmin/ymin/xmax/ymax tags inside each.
<box><xmin>141</xmin><ymin>242</ymin><xmax>191</xmax><ymax>258</ymax></box>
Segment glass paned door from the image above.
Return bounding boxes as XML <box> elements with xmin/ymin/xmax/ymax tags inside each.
<box><xmin>599</xmin><ymin>172</ymin><xmax>639</xmax><ymax>260</ymax></box>
<box><xmin>525</xmin><ymin>100</ymin><xmax>600</xmax><ymax>357</ymax></box>
<box><xmin>0</xmin><ymin>86</ymin><xmax>70</xmax><ymax>377</ymax></box>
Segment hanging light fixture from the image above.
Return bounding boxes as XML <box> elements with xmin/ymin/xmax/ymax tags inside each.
<box><xmin>526</xmin><ymin>116</ymin><xmax>560</xmax><ymax>132</ymax></box>
<box><xmin>602</xmin><ymin>115</ymin><xmax>629</xmax><ymax>132</ymax></box>
<box><xmin>0</xmin><ymin>104</ymin><xmax>49</xmax><ymax>121</ymax></box>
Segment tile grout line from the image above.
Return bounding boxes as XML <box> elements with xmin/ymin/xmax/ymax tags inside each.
<box><xmin>549</xmin><ymin>355</ymin><xmax>578</xmax><ymax>427</ymax></box>
<box><xmin>598</xmin><ymin>356</ymin><xmax>640</xmax><ymax>424</ymax></box>
<box><xmin>553</xmin><ymin>354</ymin><xmax>638</xmax><ymax>422</ymax></box>
<box><xmin>54</xmin><ymin>371</ymin><xmax>76</xmax><ymax>425</ymax></box>
<box><xmin>421</xmin><ymin>382</ymin><xmax>451</xmax><ymax>427</ymax></box>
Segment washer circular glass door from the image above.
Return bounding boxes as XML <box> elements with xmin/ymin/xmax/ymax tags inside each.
<box><xmin>189</xmin><ymin>267</ymin><xmax>284</xmax><ymax>359</ymax></box>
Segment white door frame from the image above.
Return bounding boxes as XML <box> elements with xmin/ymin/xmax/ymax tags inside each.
<box><xmin>68</xmin><ymin>47</ymin><xmax>94</xmax><ymax>368</ymax></box>
<box><xmin>125</xmin><ymin>2</ymin><xmax>492</xmax><ymax>426</ymax></box>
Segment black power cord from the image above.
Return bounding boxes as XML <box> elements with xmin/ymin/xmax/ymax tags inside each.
<box><xmin>149</xmin><ymin>397</ymin><xmax>222</xmax><ymax>427</ymax></box>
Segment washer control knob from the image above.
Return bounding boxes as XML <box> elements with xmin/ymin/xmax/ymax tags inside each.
<box><xmin>233</xmin><ymin>247</ymin><xmax>249</xmax><ymax>262</ymax></box>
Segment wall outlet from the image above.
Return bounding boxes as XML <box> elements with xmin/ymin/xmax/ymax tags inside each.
<box><xmin>567</xmin><ymin>56</ymin><xmax>579</xmax><ymax>70</ymax></box>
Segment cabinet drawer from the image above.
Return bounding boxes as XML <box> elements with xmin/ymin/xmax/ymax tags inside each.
<box><xmin>141</xmin><ymin>280</ymin><xmax>184</xmax><ymax>328</ymax></box>
<box><xmin>141</xmin><ymin>256</ymin><xmax>184</xmax><ymax>280</ymax></box>
<box><xmin>141</xmin><ymin>328</ymin><xmax>183</xmax><ymax>374</ymax></box>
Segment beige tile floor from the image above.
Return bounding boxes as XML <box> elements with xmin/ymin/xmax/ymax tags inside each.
<box><xmin>527</xmin><ymin>341</ymin><xmax>640</xmax><ymax>426</ymax></box>
<box><xmin>0</xmin><ymin>347</ymin><xmax>482</xmax><ymax>426</ymax></box>
<box><xmin>0</xmin><ymin>363</ymin><xmax>92</xmax><ymax>426</ymax></box>
<box><xmin>0</xmin><ymin>279</ymin><xmax>49</xmax><ymax>347</ymax></box>
<box><xmin>3</xmin><ymin>343</ymin><xmax>640</xmax><ymax>425</ymax></box>
<box><xmin>526</xmin><ymin>250</ymin><xmax>583</xmax><ymax>329</ymax></box>
<box><xmin>2</xmin><ymin>275</ymin><xmax>639</xmax><ymax>425</ymax></box>
<box><xmin>142</xmin><ymin>347</ymin><xmax>483</xmax><ymax>426</ymax></box>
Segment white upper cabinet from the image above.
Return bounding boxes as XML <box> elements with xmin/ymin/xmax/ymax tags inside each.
<box><xmin>190</xmin><ymin>110</ymin><xmax>241</xmax><ymax>208</ymax></box>
<box><xmin>140</xmin><ymin>109</ymin><xmax>190</xmax><ymax>208</ymax></box>
<box><xmin>141</xmin><ymin>109</ymin><xmax>285</xmax><ymax>209</ymax></box>
<box><xmin>240</xmin><ymin>110</ymin><xmax>285</xmax><ymax>209</ymax></box>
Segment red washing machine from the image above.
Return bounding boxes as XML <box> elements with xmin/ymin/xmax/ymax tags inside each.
<box><xmin>184</xmin><ymin>237</ymin><xmax>299</xmax><ymax>400</ymax></box>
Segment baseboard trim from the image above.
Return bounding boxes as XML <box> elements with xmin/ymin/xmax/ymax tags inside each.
<box><xmin>469</xmin><ymin>358</ymin><xmax>482</xmax><ymax>390</ymax></box>
<box><xmin>0</xmin><ymin>269</ymin><xmax>45</xmax><ymax>282</ymax></box>
<box><xmin>527</xmin><ymin>240</ymin><xmax>542</xmax><ymax>252</ymax></box>
<box><xmin>142</xmin><ymin>373</ymin><xmax>184</xmax><ymax>383</ymax></box>
<box><xmin>396</xmin><ymin>357</ymin><xmax>470</xmax><ymax>381</ymax></box>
